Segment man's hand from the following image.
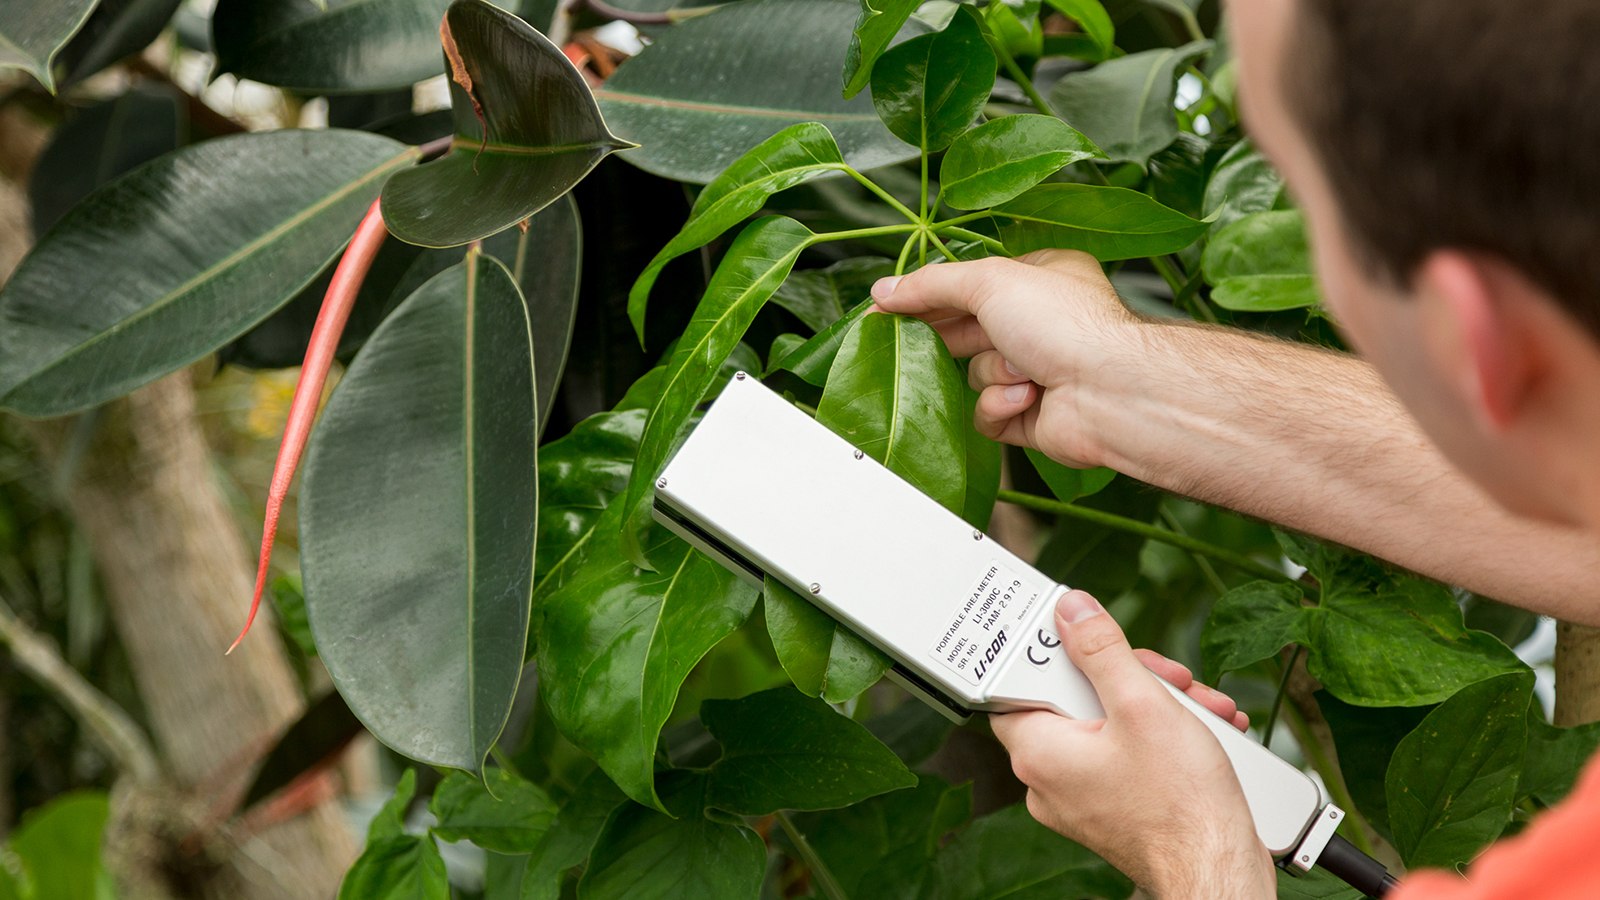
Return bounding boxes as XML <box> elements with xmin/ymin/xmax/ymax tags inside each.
<box><xmin>870</xmin><ymin>250</ymin><xmax>1136</xmax><ymax>468</ymax></box>
<box><xmin>992</xmin><ymin>590</ymin><xmax>1276</xmax><ymax>900</ymax></box>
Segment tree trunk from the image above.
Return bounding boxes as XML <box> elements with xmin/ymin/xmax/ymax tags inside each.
<box><xmin>26</xmin><ymin>372</ymin><xmax>357</xmax><ymax>899</ymax></box>
<box><xmin>1554</xmin><ymin>622</ymin><xmax>1600</xmax><ymax>727</ymax></box>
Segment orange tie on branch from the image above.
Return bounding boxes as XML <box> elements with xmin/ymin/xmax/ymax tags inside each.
<box><xmin>230</xmin><ymin>198</ymin><xmax>390</xmax><ymax>654</ymax></box>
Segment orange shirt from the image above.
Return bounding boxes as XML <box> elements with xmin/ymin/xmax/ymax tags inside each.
<box><xmin>1389</xmin><ymin>750</ymin><xmax>1600</xmax><ymax>900</ymax></box>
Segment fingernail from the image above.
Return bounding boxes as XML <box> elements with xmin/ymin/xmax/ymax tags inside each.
<box><xmin>1056</xmin><ymin>590</ymin><xmax>1104</xmax><ymax>625</ymax></box>
<box><xmin>871</xmin><ymin>275</ymin><xmax>903</xmax><ymax>299</ymax></box>
<box><xmin>1003</xmin><ymin>382</ymin><xmax>1028</xmax><ymax>403</ymax></box>
<box><xmin>1004</xmin><ymin>359</ymin><xmax>1021</xmax><ymax>376</ymax></box>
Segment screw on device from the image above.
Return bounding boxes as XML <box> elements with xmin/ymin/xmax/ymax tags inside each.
<box><xmin>809</xmin><ymin>583</ymin><xmax>821</xmax><ymax>594</ymax></box>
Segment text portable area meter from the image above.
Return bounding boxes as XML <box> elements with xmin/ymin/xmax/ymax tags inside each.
<box><xmin>653</xmin><ymin>373</ymin><xmax>1397</xmax><ymax>897</ymax></box>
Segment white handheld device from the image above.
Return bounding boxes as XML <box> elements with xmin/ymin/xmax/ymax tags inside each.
<box><xmin>653</xmin><ymin>374</ymin><xmax>1392</xmax><ymax>890</ymax></box>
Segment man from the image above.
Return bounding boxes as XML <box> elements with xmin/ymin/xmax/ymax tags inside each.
<box><xmin>870</xmin><ymin>0</ymin><xmax>1600</xmax><ymax>897</ymax></box>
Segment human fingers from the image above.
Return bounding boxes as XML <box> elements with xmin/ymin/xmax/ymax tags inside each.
<box><xmin>1133</xmin><ymin>649</ymin><xmax>1193</xmax><ymax>688</ymax></box>
<box><xmin>974</xmin><ymin>382</ymin><xmax>1035</xmax><ymax>441</ymax></box>
<box><xmin>1130</xmin><ymin>649</ymin><xmax>1246</xmax><ymax>731</ymax></box>
<box><xmin>870</xmin><ymin>258</ymin><xmax>1018</xmax><ymax>317</ymax></box>
<box><xmin>1054</xmin><ymin>591</ymin><xmax>1171</xmax><ymax>721</ymax></box>
<box><xmin>1233</xmin><ymin>711</ymin><xmax>1251</xmax><ymax>733</ymax></box>
<box><xmin>926</xmin><ymin>314</ymin><xmax>996</xmax><ymax>358</ymax></box>
<box><xmin>968</xmin><ymin>350</ymin><xmax>1031</xmax><ymax>391</ymax></box>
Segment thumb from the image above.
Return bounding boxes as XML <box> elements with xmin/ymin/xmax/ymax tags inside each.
<box><xmin>1055</xmin><ymin>590</ymin><xmax>1162</xmax><ymax>719</ymax></box>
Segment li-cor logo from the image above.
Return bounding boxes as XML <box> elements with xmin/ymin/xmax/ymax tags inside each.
<box><xmin>970</xmin><ymin>630</ymin><xmax>1009</xmax><ymax>682</ymax></box>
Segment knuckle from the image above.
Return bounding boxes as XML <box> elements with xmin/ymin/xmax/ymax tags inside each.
<box><xmin>1073</xmin><ymin>619</ymin><xmax>1125</xmax><ymax>659</ymax></box>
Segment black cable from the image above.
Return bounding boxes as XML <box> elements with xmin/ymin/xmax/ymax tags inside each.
<box><xmin>1317</xmin><ymin>833</ymin><xmax>1400</xmax><ymax>898</ymax></box>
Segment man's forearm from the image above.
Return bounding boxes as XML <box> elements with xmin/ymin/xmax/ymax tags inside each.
<box><xmin>1081</xmin><ymin>320</ymin><xmax>1600</xmax><ymax>622</ymax></box>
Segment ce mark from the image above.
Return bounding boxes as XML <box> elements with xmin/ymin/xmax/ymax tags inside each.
<box><xmin>1026</xmin><ymin>628</ymin><xmax>1062</xmax><ymax>666</ymax></box>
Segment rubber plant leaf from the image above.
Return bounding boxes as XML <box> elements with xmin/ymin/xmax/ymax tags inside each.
<box><xmin>211</xmin><ymin>0</ymin><xmax>453</xmax><ymax>94</ymax></box>
<box><xmin>0</xmin><ymin>0</ymin><xmax>99</xmax><ymax>91</ymax></box>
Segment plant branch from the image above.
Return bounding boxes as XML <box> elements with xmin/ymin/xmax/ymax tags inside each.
<box><xmin>418</xmin><ymin>135</ymin><xmax>454</xmax><ymax>161</ymax></box>
<box><xmin>894</xmin><ymin>232</ymin><xmax>917</xmax><ymax>276</ymax></box>
<box><xmin>925</xmin><ymin>228</ymin><xmax>961</xmax><ymax>263</ymax></box>
<box><xmin>0</xmin><ymin>594</ymin><xmax>161</xmax><ymax>786</ymax></box>
<box><xmin>1149</xmin><ymin>254</ymin><xmax>1185</xmax><ymax>296</ymax></box>
<box><xmin>776</xmin><ymin>810</ymin><xmax>850</xmax><ymax>900</ymax></box>
<box><xmin>931</xmin><ymin>211</ymin><xmax>994</xmax><ymax>231</ymax></box>
<box><xmin>996</xmin><ymin>490</ymin><xmax>1293</xmax><ymax>584</ymax></box>
<box><xmin>1261</xmin><ymin>645</ymin><xmax>1302</xmax><ymax>747</ymax></box>
<box><xmin>816</xmin><ymin>223</ymin><xmax>920</xmax><ymax>247</ymax></box>
<box><xmin>983</xmin><ymin>34</ymin><xmax>1055</xmax><ymax>118</ymax></box>
<box><xmin>1159</xmin><ymin>506</ymin><xmax>1226</xmax><ymax>596</ymax></box>
<box><xmin>844</xmin><ymin>168</ymin><xmax>922</xmax><ymax>225</ymax></box>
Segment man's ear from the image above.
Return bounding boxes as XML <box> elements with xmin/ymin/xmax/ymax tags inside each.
<box><xmin>1414</xmin><ymin>251</ymin><xmax>1538</xmax><ymax>432</ymax></box>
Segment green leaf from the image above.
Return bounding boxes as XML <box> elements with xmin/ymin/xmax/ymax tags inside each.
<box><xmin>992</xmin><ymin>183</ymin><xmax>1210</xmax><ymax>260</ymax></box>
<box><xmin>1023</xmin><ymin>447</ymin><xmax>1115</xmax><ymax>505</ymax></box>
<box><xmin>301</xmin><ymin>252</ymin><xmax>538</xmax><ymax>771</ymax></box>
<box><xmin>429</xmin><ymin>768</ymin><xmax>559</xmax><ymax>853</ymax></box>
<box><xmin>618</xmin><ymin>216</ymin><xmax>814</xmax><ymax>567</ymax></box>
<box><xmin>772</xmin><ymin>256</ymin><xmax>896</xmax><ymax>333</ymax></box>
<box><xmin>54</xmin><ymin>0</ymin><xmax>182</xmax><ymax>87</ymax></box>
<box><xmin>0</xmin><ymin>129</ymin><xmax>413</xmax><ymax>417</ymax></box>
<box><xmin>1033</xmin><ymin>476</ymin><xmax>1158</xmax><ymax>598</ymax></box>
<box><xmin>339</xmin><ymin>838</ymin><xmax>449</xmax><ymax>900</ymax></box>
<box><xmin>211</xmin><ymin>0</ymin><xmax>451</xmax><ymax>93</ymax></box>
<box><xmin>1199</xmin><ymin>581</ymin><xmax>1305</xmax><ymax>685</ymax></box>
<box><xmin>817</xmin><ymin>313</ymin><xmax>969</xmax><ymax>513</ymax></box>
<box><xmin>1046</xmin><ymin>40</ymin><xmax>1212</xmax><ymax>167</ymax></box>
<box><xmin>766</xmin><ymin>575</ymin><xmax>893</xmax><ymax>703</ymax></box>
<box><xmin>961</xmin><ymin>377</ymin><xmax>1002</xmax><ymax>530</ymax></box>
<box><xmin>520</xmin><ymin>769</ymin><xmax>629</xmax><ymax>900</ymax></box>
<box><xmin>381</xmin><ymin>1</ymin><xmax>630</xmax><ymax>247</ymax></box>
<box><xmin>1276</xmin><ymin>866</ymin><xmax>1364</xmax><ymax>900</ymax></box>
<box><xmin>1203</xmin><ymin>210</ymin><xmax>1319</xmax><ymax>312</ymax></box>
<box><xmin>984</xmin><ymin>0</ymin><xmax>1041</xmax><ymax>61</ymax></box>
<box><xmin>271</xmin><ymin>573</ymin><xmax>317</xmax><ymax>657</ymax></box>
<box><xmin>628</xmin><ymin>123</ymin><xmax>848</xmax><ymax>342</ymax></box>
<box><xmin>922</xmin><ymin>802</ymin><xmax>1134</xmax><ymax>900</ymax></box>
<box><xmin>766</xmin><ymin>298</ymin><xmax>874</xmax><ymax>386</ymax></box>
<box><xmin>0</xmin><ymin>0</ymin><xmax>98</xmax><ymax>90</ymax></box>
<box><xmin>939</xmin><ymin>115</ymin><xmax>1102</xmax><ymax>210</ymax></box>
<box><xmin>1043</xmin><ymin>0</ymin><xmax>1113</xmax><ymax>58</ymax></box>
<box><xmin>791</xmin><ymin>774</ymin><xmax>969</xmax><ymax>897</ymax></box>
<box><xmin>1521</xmin><ymin>718</ymin><xmax>1600</xmax><ymax>806</ymax></box>
<box><xmin>11</xmin><ymin>791</ymin><xmax>113</xmax><ymax>900</ymax></box>
<box><xmin>578</xmin><ymin>770</ymin><xmax>766</xmax><ymax>900</ymax></box>
<box><xmin>1317</xmin><ymin>692</ymin><xmax>1432</xmax><ymax>841</ymax></box>
<box><xmin>597</xmin><ymin>0</ymin><xmax>917</xmax><ymax>184</ymax></box>
<box><xmin>27</xmin><ymin>84</ymin><xmax>183</xmax><ymax>235</ymax></box>
<box><xmin>1201</xmin><ymin>139</ymin><xmax>1284</xmax><ymax>236</ymax></box>
<box><xmin>842</xmin><ymin>0</ymin><xmax>922</xmax><ymax>98</ymax></box>
<box><xmin>701</xmin><ymin>686</ymin><xmax>915</xmax><ymax>814</ymax></box>
<box><xmin>869</xmin><ymin>7</ymin><xmax>993</xmax><ymax>154</ymax></box>
<box><xmin>371</xmin><ymin>769</ymin><xmax>421</xmax><ymax>844</ymax></box>
<box><xmin>1387</xmin><ymin>672</ymin><xmax>1533</xmax><ymax>871</ymax></box>
<box><xmin>539</xmin><ymin>505</ymin><xmax>759</xmax><ymax>810</ymax></box>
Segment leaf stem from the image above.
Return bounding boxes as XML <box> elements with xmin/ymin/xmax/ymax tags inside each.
<box><xmin>983</xmin><ymin>33</ymin><xmax>1055</xmax><ymax>118</ymax></box>
<box><xmin>776</xmin><ymin>810</ymin><xmax>851</xmax><ymax>900</ymax></box>
<box><xmin>845</xmin><ymin>168</ymin><xmax>923</xmax><ymax>225</ymax></box>
<box><xmin>925</xmin><ymin>229</ymin><xmax>961</xmax><ymax>263</ymax></box>
<box><xmin>1261</xmin><ymin>645</ymin><xmax>1303</xmax><ymax>747</ymax></box>
<box><xmin>996</xmin><ymin>490</ymin><xmax>1293</xmax><ymax>584</ymax></box>
<box><xmin>1168</xmin><ymin>3</ymin><xmax>1206</xmax><ymax>42</ymax></box>
<box><xmin>813</xmin><ymin>223</ymin><xmax>920</xmax><ymax>246</ymax></box>
<box><xmin>920</xmin><ymin>153</ymin><xmax>930</xmax><ymax>222</ymax></box>
<box><xmin>931</xmin><ymin>210</ymin><xmax>994</xmax><ymax>231</ymax></box>
<box><xmin>938</xmin><ymin>226</ymin><xmax>1008</xmax><ymax>256</ymax></box>
<box><xmin>1150</xmin><ymin>254</ymin><xmax>1185</xmax><ymax>296</ymax></box>
<box><xmin>1159</xmin><ymin>506</ymin><xmax>1227</xmax><ymax>596</ymax></box>
<box><xmin>894</xmin><ymin>233</ymin><xmax>918</xmax><ymax>276</ymax></box>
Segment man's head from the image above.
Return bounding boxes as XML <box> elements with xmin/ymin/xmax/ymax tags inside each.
<box><xmin>1230</xmin><ymin>0</ymin><xmax>1600</xmax><ymax>527</ymax></box>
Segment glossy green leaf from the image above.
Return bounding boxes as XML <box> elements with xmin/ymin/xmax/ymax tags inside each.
<box><xmin>842</xmin><ymin>0</ymin><xmax>921</xmax><ymax>98</ymax></box>
<box><xmin>1201</xmin><ymin>139</ymin><xmax>1284</xmax><ymax>236</ymax></box>
<box><xmin>578</xmin><ymin>770</ymin><xmax>766</xmax><ymax>900</ymax></box>
<box><xmin>869</xmin><ymin>7</ymin><xmax>993</xmax><ymax>153</ymax></box>
<box><xmin>628</xmin><ymin>123</ymin><xmax>848</xmax><ymax>341</ymax></box>
<box><xmin>984</xmin><ymin>0</ymin><xmax>1041</xmax><ymax>61</ymax></box>
<box><xmin>301</xmin><ymin>252</ymin><xmax>537</xmax><ymax>771</ymax></box>
<box><xmin>773</xmin><ymin>256</ymin><xmax>895</xmax><ymax>334</ymax></box>
<box><xmin>618</xmin><ymin>216</ymin><xmax>814</xmax><ymax>567</ymax></box>
<box><xmin>540</xmin><ymin>504</ymin><xmax>759</xmax><ymax>809</ymax></box>
<box><xmin>701</xmin><ymin>686</ymin><xmax>915</xmax><ymax>814</ymax></box>
<box><xmin>381</xmin><ymin>1</ymin><xmax>630</xmax><ymax>247</ymax></box>
<box><xmin>1522</xmin><ymin>718</ymin><xmax>1600</xmax><ymax>807</ymax></box>
<box><xmin>1046</xmin><ymin>40</ymin><xmax>1212</xmax><ymax>166</ymax></box>
<box><xmin>0</xmin><ymin>0</ymin><xmax>97</xmax><ymax>90</ymax></box>
<box><xmin>1387</xmin><ymin>672</ymin><xmax>1533</xmax><ymax>870</ymax></box>
<box><xmin>923</xmin><ymin>802</ymin><xmax>1134</xmax><ymax>900</ymax></box>
<box><xmin>793</xmin><ymin>774</ymin><xmax>970</xmax><ymax>898</ymax></box>
<box><xmin>1203</xmin><ymin>210</ymin><xmax>1319</xmax><ymax>311</ymax></box>
<box><xmin>766</xmin><ymin>298</ymin><xmax>874</xmax><ymax>386</ymax></box>
<box><xmin>993</xmin><ymin>183</ymin><xmax>1209</xmax><ymax>260</ymax></box>
<box><xmin>1317</xmin><ymin>692</ymin><xmax>1432</xmax><ymax>841</ymax></box>
<box><xmin>598</xmin><ymin>0</ymin><xmax>916</xmax><ymax>184</ymax></box>
<box><xmin>1199</xmin><ymin>581</ymin><xmax>1305</xmax><ymax>685</ymax></box>
<box><xmin>11</xmin><ymin>792</ymin><xmax>113</xmax><ymax>900</ymax></box>
<box><xmin>1043</xmin><ymin>0</ymin><xmax>1113</xmax><ymax>58</ymax></box>
<box><xmin>961</xmin><ymin>378</ymin><xmax>1002</xmax><ymax>530</ymax></box>
<box><xmin>1145</xmin><ymin>131</ymin><xmax>1212</xmax><ymax>220</ymax></box>
<box><xmin>817</xmin><ymin>313</ymin><xmax>968</xmax><ymax>513</ymax></box>
<box><xmin>1024</xmin><ymin>447</ymin><xmax>1115</xmax><ymax>505</ymax></box>
<box><xmin>0</xmin><ymin>129</ymin><xmax>413</xmax><ymax>417</ymax></box>
<box><xmin>430</xmin><ymin>768</ymin><xmax>558</xmax><ymax>853</ymax></box>
<box><xmin>55</xmin><ymin>0</ymin><xmax>182</xmax><ymax>86</ymax></box>
<box><xmin>340</xmin><ymin>771</ymin><xmax>451</xmax><ymax>900</ymax></box>
<box><xmin>764</xmin><ymin>575</ymin><xmax>893</xmax><ymax>704</ymax></box>
<box><xmin>939</xmin><ymin>115</ymin><xmax>1102</xmax><ymax>210</ymax></box>
<box><xmin>27</xmin><ymin>84</ymin><xmax>183</xmax><ymax>235</ymax></box>
<box><xmin>520</xmin><ymin>770</ymin><xmax>629</xmax><ymax>900</ymax></box>
<box><xmin>211</xmin><ymin>0</ymin><xmax>451</xmax><ymax>93</ymax></box>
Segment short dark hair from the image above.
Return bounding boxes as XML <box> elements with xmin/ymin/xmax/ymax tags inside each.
<box><xmin>1285</xmin><ymin>1</ymin><xmax>1600</xmax><ymax>335</ymax></box>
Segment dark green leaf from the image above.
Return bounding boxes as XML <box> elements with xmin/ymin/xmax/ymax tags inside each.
<box><xmin>578</xmin><ymin>771</ymin><xmax>766</xmax><ymax>900</ymax></box>
<box><xmin>381</xmin><ymin>1</ymin><xmax>630</xmax><ymax>247</ymax></box>
<box><xmin>339</xmin><ymin>839</ymin><xmax>449</xmax><ymax>900</ymax></box>
<box><xmin>1199</xmin><ymin>581</ymin><xmax>1305</xmax><ymax>685</ymax></box>
<box><xmin>301</xmin><ymin>252</ymin><xmax>538</xmax><ymax>771</ymax></box>
<box><xmin>864</xmin><ymin>702</ymin><xmax>956</xmax><ymax>767</ymax></box>
<box><xmin>371</xmin><ymin>769</ymin><xmax>420</xmax><ymax>844</ymax></box>
<box><xmin>0</xmin><ymin>0</ymin><xmax>97</xmax><ymax>90</ymax></box>
<box><xmin>842</xmin><ymin>0</ymin><xmax>922</xmax><ymax>98</ymax></box>
<box><xmin>539</xmin><ymin>505</ymin><xmax>759</xmax><ymax>809</ymax></box>
<box><xmin>1387</xmin><ymin>672</ymin><xmax>1533</xmax><ymax>870</ymax></box>
<box><xmin>772</xmin><ymin>256</ymin><xmax>896</xmax><ymax>333</ymax></box>
<box><xmin>766</xmin><ymin>575</ymin><xmax>893</xmax><ymax>703</ymax></box>
<box><xmin>939</xmin><ymin>115</ymin><xmax>1102</xmax><ymax>210</ymax></box>
<box><xmin>598</xmin><ymin>0</ymin><xmax>917</xmax><ymax>184</ymax></box>
<box><xmin>1202</xmin><ymin>210</ymin><xmax>1319</xmax><ymax>312</ymax></box>
<box><xmin>11</xmin><ymin>792</ymin><xmax>112</xmax><ymax>900</ymax></box>
<box><xmin>869</xmin><ymin>7</ymin><xmax>993</xmax><ymax>153</ymax></box>
<box><xmin>1201</xmin><ymin>139</ymin><xmax>1283</xmax><ymax>236</ymax></box>
<box><xmin>628</xmin><ymin>123</ymin><xmax>848</xmax><ymax>341</ymax></box>
<box><xmin>1043</xmin><ymin>0</ymin><xmax>1113</xmax><ymax>58</ymax></box>
<box><xmin>520</xmin><ymin>769</ymin><xmax>629</xmax><ymax>900</ymax></box>
<box><xmin>618</xmin><ymin>216</ymin><xmax>814</xmax><ymax>566</ymax></box>
<box><xmin>922</xmin><ymin>802</ymin><xmax>1134</xmax><ymax>900</ymax></box>
<box><xmin>1317</xmin><ymin>692</ymin><xmax>1432</xmax><ymax>841</ymax></box>
<box><xmin>242</xmin><ymin>690</ymin><xmax>365</xmax><ymax>809</ymax></box>
<box><xmin>1046</xmin><ymin>40</ymin><xmax>1212</xmax><ymax>166</ymax></box>
<box><xmin>429</xmin><ymin>768</ymin><xmax>558</xmax><ymax>853</ymax></box>
<box><xmin>984</xmin><ymin>1</ymin><xmax>1041</xmax><ymax>61</ymax></box>
<box><xmin>1033</xmin><ymin>476</ymin><xmax>1158</xmax><ymax>598</ymax></box>
<box><xmin>766</xmin><ymin>298</ymin><xmax>873</xmax><ymax>386</ymax></box>
<box><xmin>792</xmin><ymin>774</ymin><xmax>969</xmax><ymax>897</ymax></box>
<box><xmin>1521</xmin><ymin>718</ymin><xmax>1600</xmax><ymax>806</ymax></box>
<box><xmin>1145</xmin><ymin>131</ymin><xmax>1213</xmax><ymax>220</ymax></box>
<box><xmin>1024</xmin><ymin>447</ymin><xmax>1114</xmax><ymax>504</ymax></box>
<box><xmin>992</xmin><ymin>183</ymin><xmax>1209</xmax><ymax>260</ymax></box>
<box><xmin>211</xmin><ymin>0</ymin><xmax>451</xmax><ymax>93</ymax></box>
<box><xmin>817</xmin><ymin>313</ymin><xmax>969</xmax><ymax>513</ymax></box>
<box><xmin>0</xmin><ymin>129</ymin><xmax>413</xmax><ymax>417</ymax></box>
<box><xmin>702</xmin><ymin>686</ymin><xmax>915</xmax><ymax>814</ymax></box>
<box><xmin>55</xmin><ymin>0</ymin><xmax>182</xmax><ymax>86</ymax></box>
<box><xmin>27</xmin><ymin>84</ymin><xmax>183</xmax><ymax>235</ymax></box>
<box><xmin>961</xmin><ymin>378</ymin><xmax>1002</xmax><ymax>529</ymax></box>
<box><xmin>1275</xmin><ymin>867</ymin><xmax>1363</xmax><ymax>900</ymax></box>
